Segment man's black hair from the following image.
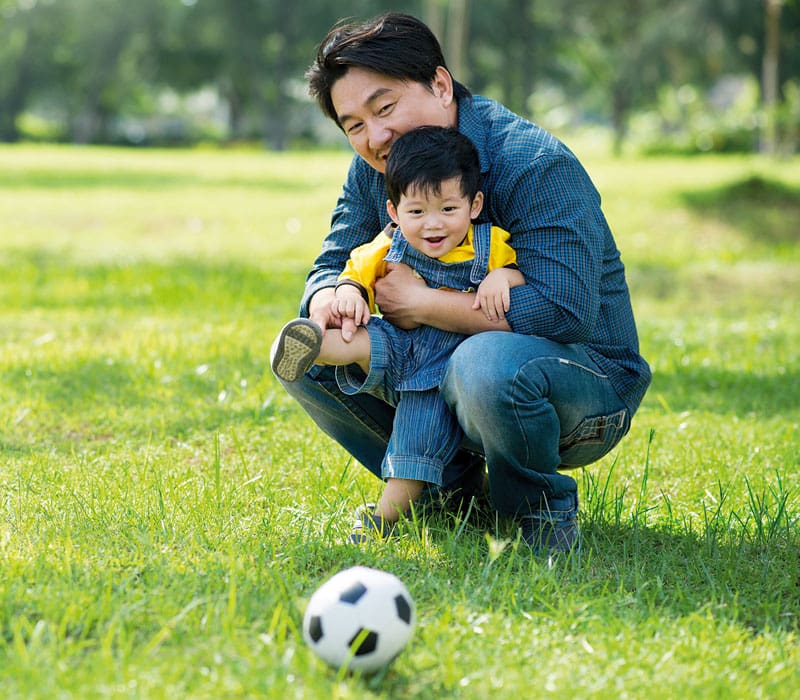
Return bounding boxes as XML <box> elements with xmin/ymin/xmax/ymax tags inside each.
<box><xmin>384</xmin><ymin>126</ymin><xmax>481</xmax><ymax>207</ymax></box>
<box><xmin>306</xmin><ymin>12</ymin><xmax>471</xmax><ymax>127</ymax></box>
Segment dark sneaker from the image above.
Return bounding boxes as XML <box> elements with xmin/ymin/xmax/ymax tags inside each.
<box><xmin>520</xmin><ymin>514</ymin><xmax>580</xmax><ymax>556</ymax></box>
<box><xmin>271</xmin><ymin>318</ymin><xmax>322</xmax><ymax>382</ymax></box>
<box><xmin>348</xmin><ymin>505</ymin><xmax>398</xmax><ymax>544</ymax></box>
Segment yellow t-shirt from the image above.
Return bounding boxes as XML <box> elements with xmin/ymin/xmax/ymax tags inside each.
<box><xmin>339</xmin><ymin>224</ymin><xmax>516</xmax><ymax>312</ymax></box>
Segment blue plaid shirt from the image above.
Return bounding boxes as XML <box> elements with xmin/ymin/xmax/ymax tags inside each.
<box><xmin>301</xmin><ymin>95</ymin><xmax>651</xmax><ymax>412</ymax></box>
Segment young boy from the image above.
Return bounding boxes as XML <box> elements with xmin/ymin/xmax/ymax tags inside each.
<box><xmin>271</xmin><ymin>126</ymin><xmax>522</xmax><ymax>542</ymax></box>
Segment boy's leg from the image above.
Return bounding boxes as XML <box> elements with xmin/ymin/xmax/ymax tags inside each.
<box><xmin>317</xmin><ymin>327</ymin><xmax>371</xmax><ymax>373</ymax></box>
<box><xmin>375</xmin><ymin>477</ymin><xmax>425</xmax><ymax>522</ymax></box>
<box><xmin>379</xmin><ymin>390</ymin><xmax>463</xmax><ymax>515</ymax></box>
<box><xmin>271</xmin><ymin>318</ymin><xmax>371</xmax><ymax>382</ymax></box>
<box><xmin>349</xmin><ymin>389</ymin><xmax>464</xmax><ymax>544</ymax></box>
<box><xmin>271</xmin><ymin>318</ymin><xmax>322</xmax><ymax>382</ymax></box>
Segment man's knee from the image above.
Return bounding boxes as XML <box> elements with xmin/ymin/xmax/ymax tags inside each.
<box><xmin>444</xmin><ymin>335</ymin><xmax>567</xmax><ymax>426</ymax></box>
<box><xmin>444</xmin><ymin>334</ymin><xmax>503</xmax><ymax>400</ymax></box>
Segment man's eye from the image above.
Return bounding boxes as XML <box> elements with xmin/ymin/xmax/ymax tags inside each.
<box><xmin>378</xmin><ymin>102</ymin><xmax>395</xmax><ymax>115</ymax></box>
<box><xmin>346</xmin><ymin>122</ymin><xmax>364</xmax><ymax>135</ymax></box>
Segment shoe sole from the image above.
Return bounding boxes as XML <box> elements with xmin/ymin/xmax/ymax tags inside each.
<box><xmin>271</xmin><ymin>319</ymin><xmax>323</xmax><ymax>382</ymax></box>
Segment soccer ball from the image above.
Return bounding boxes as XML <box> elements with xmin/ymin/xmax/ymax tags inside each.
<box><xmin>302</xmin><ymin>566</ymin><xmax>416</xmax><ymax>673</ymax></box>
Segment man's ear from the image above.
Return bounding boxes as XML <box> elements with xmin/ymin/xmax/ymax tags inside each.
<box><xmin>430</xmin><ymin>66</ymin><xmax>454</xmax><ymax>106</ymax></box>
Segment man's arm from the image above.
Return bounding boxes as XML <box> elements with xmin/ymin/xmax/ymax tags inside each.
<box><xmin>374</xmin><ymin>264</ymin><xmax>512</xmax><ymax>334</ymax></box>
<box><xmin>375</xmin><ymin>153</ymin><xmax>604</xmax><ymax>341</ymax></box>
<box><xmin>300</xmin><ymin>157</ymin><xmax>383</xmax><ymax>316</ymax></box>
<box><xmin>496</xmin><ymin>154</ymin><xmax>603</xmax><ymax>343</ymax></box>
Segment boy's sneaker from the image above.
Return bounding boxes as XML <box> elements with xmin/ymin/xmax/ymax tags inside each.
<box><xmin>270</xmin><ymin>318</ymin><xmax>322</xmax><ymax>382</ymax></box>
<box><xmin>348</xmin><ymin>505</ymin><xmax>397</xmax><ymax>544</ymax></box>
<box><xmin>520</xmin><ymin>514</ymin><xmax>580</xmax><ymax>556</ymax></box>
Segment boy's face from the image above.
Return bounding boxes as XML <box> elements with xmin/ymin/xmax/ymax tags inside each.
<box><xmin>386</xmin><ymin>177</ymin><xmax>484</xmax><ymax>259</ymax></box>
<box><xmin>331</xmin><ymin>66</ymin><xmax>457</xmax><ymax>173</ymax></box>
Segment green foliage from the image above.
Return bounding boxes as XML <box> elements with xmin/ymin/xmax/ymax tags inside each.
<box><xmin>0</xmin><ymin>145</ymin><xmax>799</xmax><ymax>698</ymax></box>
<box><xmin>632</xmin><ymin>77</ymin><xmax>762</xmax><ymax>155</ymax></box>
<box><xmin>1</xmin><ymin>1</ymin><xmax>798</xmax><ymax>152</ymax></box>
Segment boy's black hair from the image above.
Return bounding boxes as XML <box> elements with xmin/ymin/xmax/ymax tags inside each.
<box><xmin>384</xmin><ymin>126</ymin><xmax>482</xmax><ymax>207</ymax></box>
<box><xmin>306</xmin><ymin>12</ymin><xmax>471</xmax><ymax>127</ymax></box>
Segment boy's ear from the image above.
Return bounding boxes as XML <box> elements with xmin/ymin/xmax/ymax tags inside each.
<box><xmin>386</xmin><ymin>199</ymin><xmax>400</xmax><ymax>224</ymax></box>
<box><xmin>470</xmin><ymin>191</ymin><xmax>484</xmax><ymax>219</ymax></box>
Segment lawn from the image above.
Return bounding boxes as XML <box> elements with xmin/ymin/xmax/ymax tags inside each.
<box><xmin>0</xmin><ymin>143</ymin><xmax>798</xmax><ymax>699</ymax></box>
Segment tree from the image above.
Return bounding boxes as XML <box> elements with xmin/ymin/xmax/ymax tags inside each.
<box><xmin>761</xmin><ymin>0</ymin><xmax>783</xmax><ymax>154</ymax></box>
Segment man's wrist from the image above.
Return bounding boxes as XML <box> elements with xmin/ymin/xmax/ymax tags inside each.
<box><xmin>308</xmin><ymin>286</ymin><xmax>335</xmax><ymax>314</ymax></box>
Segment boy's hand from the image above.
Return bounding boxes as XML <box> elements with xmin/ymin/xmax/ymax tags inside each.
<box><xmin>472</xmin><ymin>268</ymin><xmax>525</xmax><ymax>322</ymax></box>
<box><xmin>332</xmin><ymin>287</ymin><xmax>371</xmax><ymax>342</ymax></box>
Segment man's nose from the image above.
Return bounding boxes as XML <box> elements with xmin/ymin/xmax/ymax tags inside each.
<box><xmin>367</xmin><ymin>120</ymin><xmax>391</xmax><ymax>150</ymax></box>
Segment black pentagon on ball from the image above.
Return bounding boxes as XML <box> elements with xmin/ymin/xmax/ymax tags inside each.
<box><xmin>348</xmin><ymin>627</ymin><xmax>379</xmax><ymax>656</ymax></box>
<box><xmin>339</xmin><ymin>581</ymin><xmax>368</xmax><ymax>605</ymax></box>
<box><xmin>394</xmin><ymin>594</ymin><xmax>412</xmax><ymax>624</ymax></box>
<box><xmin>308</xmin><ymin>615</ymin><xmax>323</xmax><ymax>642</ymax></box>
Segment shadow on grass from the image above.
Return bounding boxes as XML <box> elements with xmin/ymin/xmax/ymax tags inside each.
<box><xmin>648</xmin><ymin>365</ymin><xmax>799</xmax><ymax>417</ymax></box>
<box><xmin>0</xmin><ymin>354</ymin><xmax>295</xmax><ymax>452</ymax></box>
<box><xmin>579</xmin><ymin>515</ymin><xmax>800</xmax><ymax>632</ymax></box>
<box><xmin>0</xmin><ymin>169</ymin><xmax>314</xmax><ymax>192</ymax></box>
<box><xmin>681</xmin><ymin>175</ymin><xmax>800</xmax><ymax>245</ymax></box>
<box><xmin>444</xmin><ymin>466</ymin><xmax>800</xmax><ymax>634</ymax></box>
<box><xmin>1</xmin><ymin>249</ymin><xmax>307</xmax><ymax>313</ymax></box>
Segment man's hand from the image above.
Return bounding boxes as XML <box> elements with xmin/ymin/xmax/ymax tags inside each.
<box><xmin>308</xmin><ymin>287</ymin><xmax>341</xmax><ymax>334</ymax></box>
<box><xmin>374</xmin><ymin>263</ymin><xmax>428</xmax><ymax>329</ymax></box>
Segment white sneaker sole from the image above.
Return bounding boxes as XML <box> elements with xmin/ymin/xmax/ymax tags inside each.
<box><xmin>270</xmin><ymin>318</ymin><xmax>323</xmax><ymax>382</ymax></box>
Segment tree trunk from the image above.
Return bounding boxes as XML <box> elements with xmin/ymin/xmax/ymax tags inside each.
<box><xmin>423</xmin><ymin>0</ymin><xmax>445</xmax><ymax>47</ymax></box>
<box><xmin>446</xmin><ymin>0</ymin><xmax>469</xmax><ymax>84</ymax></box>
<box><xmin>760</xmin><ymin>0</ymin><xmax>782</xmax><ymax>155</ymax></box>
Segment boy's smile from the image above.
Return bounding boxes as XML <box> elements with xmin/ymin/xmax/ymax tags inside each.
<box><xmin>386</xmin><ymin>177</ymin><xmax>484</xmax><ymax>259</ymax></box>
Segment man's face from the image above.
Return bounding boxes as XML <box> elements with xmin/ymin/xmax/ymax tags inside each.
<box><xmin>331</xmin><ymin>66</ymin><xmax>456</xmax><ymax>173</ymax></box>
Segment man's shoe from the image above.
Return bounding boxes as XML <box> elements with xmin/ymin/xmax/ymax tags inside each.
<box><xmin>348</xmin><ymin>505</ymin><xmax>397</xmax><ymax>544</ymax></box>
<box><xmin>270</xmin><ymin>318</ymin><xmax>322</xmax><ymax>382</ymax></box>
<box><xmin>520</xmin><ymin>514</ymin><xmax>580</xmax><ymax>556</ymax></box>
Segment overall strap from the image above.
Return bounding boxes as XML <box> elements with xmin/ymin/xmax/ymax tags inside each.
<box><xmin>470</xmin><ymin>222</ymin><xmax>494</xmax><ymax>285</ymax></box>
<box><xmin>383</xmin><ymin>225</ymin><xmax>408</xmax><ymax>263</ymax></box>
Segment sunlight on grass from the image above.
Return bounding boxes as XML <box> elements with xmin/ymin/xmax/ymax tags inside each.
<box><xmin>0</xmin><ymin>144</ymin><xmax>798</xmax><ymax>699</ymax></box>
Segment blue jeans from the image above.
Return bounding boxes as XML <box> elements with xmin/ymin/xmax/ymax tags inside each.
<box><xmin>275</xmin><ymin>332</ymin><xmax>630</xmax><ymax>519</ymax></box>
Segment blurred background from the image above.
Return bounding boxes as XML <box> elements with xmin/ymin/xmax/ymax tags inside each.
<box><xmin>1</xmin><ymin>0</ymin><xmax>798</xmax><ymax>156</ymax></box>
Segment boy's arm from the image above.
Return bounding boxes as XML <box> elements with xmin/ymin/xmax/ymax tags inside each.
<box><xmin>473</xmin><ymin>267</ymin><xmax>526</xmax><ymax>322</ymax></box>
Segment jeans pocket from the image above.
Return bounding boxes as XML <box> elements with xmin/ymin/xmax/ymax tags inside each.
<box><xmin>558</xmin><ymin>408</ymin><xmax>630</xmax><ymax>468</ymax></box>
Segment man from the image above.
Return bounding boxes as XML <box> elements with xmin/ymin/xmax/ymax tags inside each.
<box><xmin>274</xmin><ymin>12</ymin><xmax>651</xmax><ymax>555</ymax></box>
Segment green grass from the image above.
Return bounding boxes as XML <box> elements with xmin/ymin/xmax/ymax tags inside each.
<box><xmin>0</xmin><ymin>143</ymin><xmax>798</xmax><ymax>699</ymax></box>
